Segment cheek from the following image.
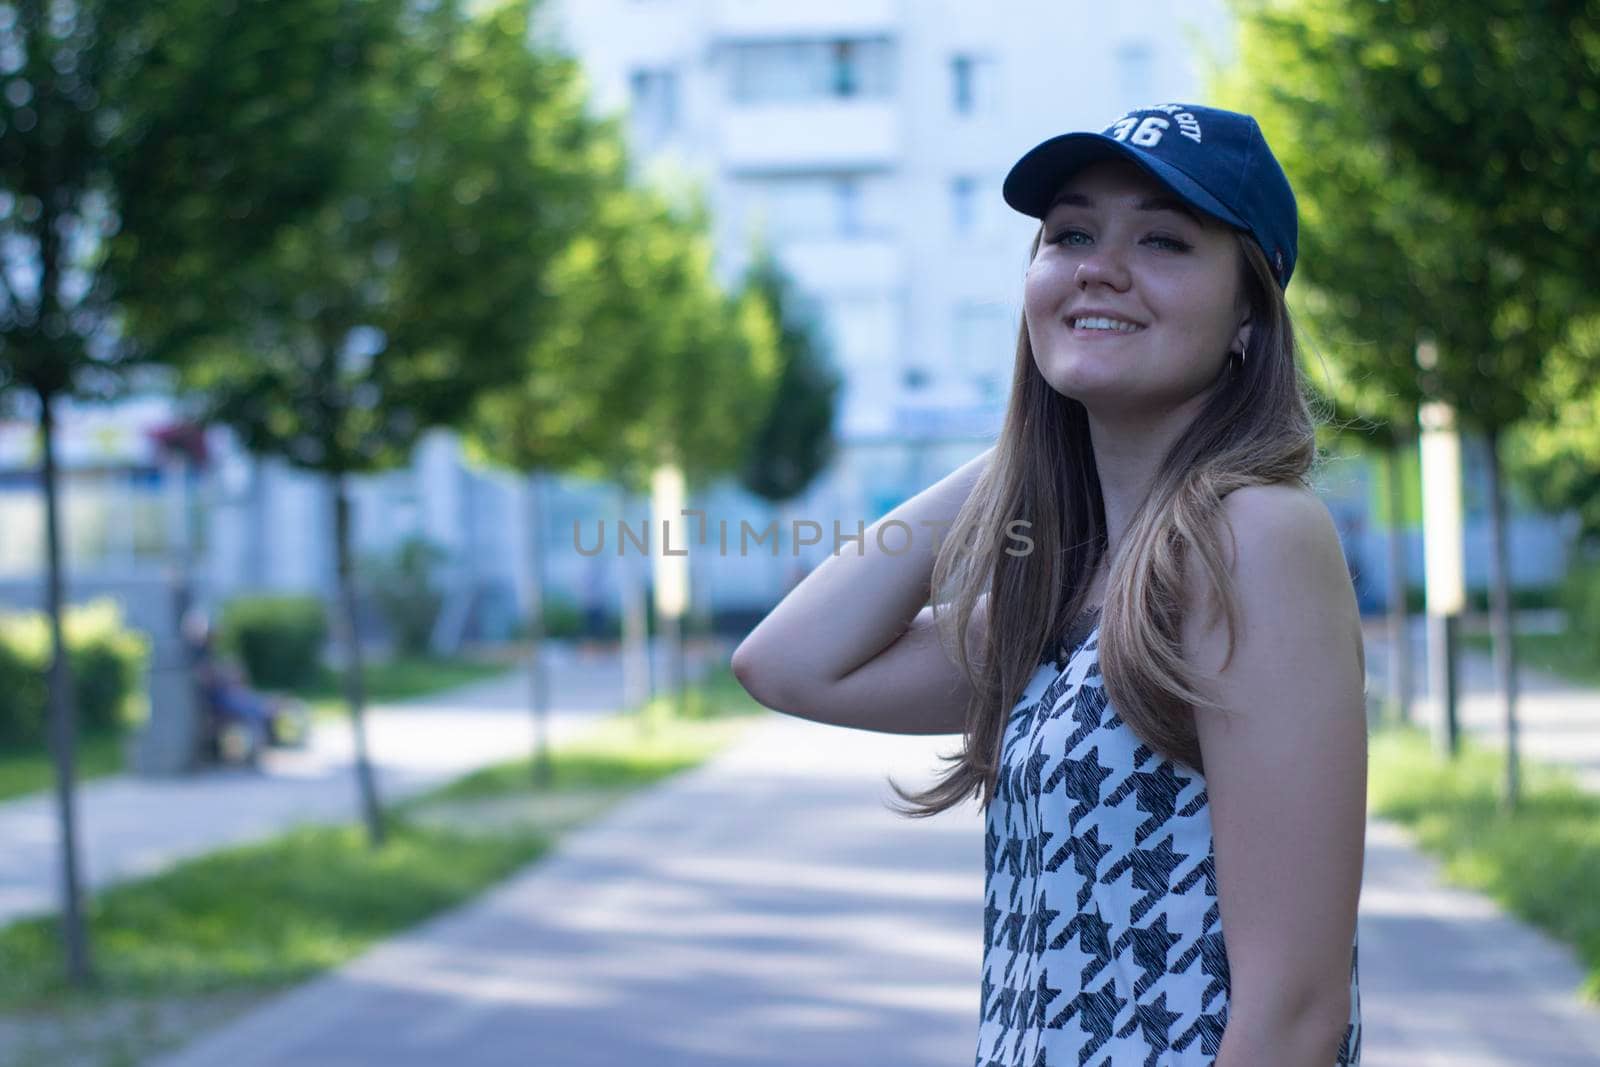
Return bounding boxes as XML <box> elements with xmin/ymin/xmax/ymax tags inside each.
<box><xmin>1023</xmin><ymin>257</ymin><xmax>1072</xmax><ymax>318</ymax></box>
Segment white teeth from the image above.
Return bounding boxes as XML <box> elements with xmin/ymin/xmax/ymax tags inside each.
<box><xmin>1072</xmin><ymin>316</ymin><xmax>1141</xmax><ymax>333</ymax></box>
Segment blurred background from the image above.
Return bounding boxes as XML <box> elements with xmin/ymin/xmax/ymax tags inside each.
<box><xmin>2</xmin><ymin>1</ymin><xmax>1597</xmax><ymax>1064</ymax></box>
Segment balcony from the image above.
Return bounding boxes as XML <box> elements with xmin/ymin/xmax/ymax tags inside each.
<box><xmin>719</xmin><ymin>100</ymin><xmax>899</xmax><ymax>173</ymax></box>
<box><xmin>711</xmin><ymin>0</ymin><xmax>897</xmax><ymax>40</ymax></box>
<box><xmin>776</xmin><ymin>237</ymin><xmax>901</xmax><ymax>294</ymax></box>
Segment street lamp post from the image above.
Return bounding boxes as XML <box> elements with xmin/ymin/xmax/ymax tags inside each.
<box><xmin>1417</xmin><ymin>336</ymin><xmax>1466</xmax><ymax>757</ymax></box>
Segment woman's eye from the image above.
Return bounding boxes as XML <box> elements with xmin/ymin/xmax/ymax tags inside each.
<box><xmin>1049</xmin><ymin>228</ymin><xmax>1091</xmax><ymax>246</ymax></box>
<box><xmin>1145</xmin><ymin>235</ymin><xmax>1192</xmax><ymax>252</ymax></box>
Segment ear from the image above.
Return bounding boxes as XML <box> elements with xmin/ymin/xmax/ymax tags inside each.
<box><xmin>1231</xmin><ymin>314</ymin><xmax>1253</xmax><ymax>357</ymax></box>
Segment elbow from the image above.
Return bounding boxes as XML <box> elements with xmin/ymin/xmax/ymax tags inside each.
<box><xmin>729</xmin><ymin>640</ymin><xmax>758</xmax><ymax>695</ymax></box>
<box><xmin>731</xmin><ymin>636</ymin><xmax>783</xmax><ymax>710</ymax></box>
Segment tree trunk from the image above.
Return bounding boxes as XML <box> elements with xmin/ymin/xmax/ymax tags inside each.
<box><xmin>663</xmin><ymin>485</ymin><xmax>688</xmax><ymax>718</ymax></box>
<box><xmin>1385</xmin><ymin>440</ymin><xmax>1414</xmax><ymax>724</ymax></box>
<box><xmin>616</xmin><ymin>485</ymin><xmax>651</xmax><ymax>711</ymax></box>
<box><xmin>523</xmin><ymin>472</ymin><xmax>551</xmax><ymax>786</ymax></box>
<box><xmin>1483</xmin><ymin>429</ymin><xmax>1521</xmax><ymax>810</ymax></box>
<box><xmin>39</xmin><ymin>391</ymin><xmax>94</xmax><ymax>987</ymax></box>
<box><xmin>332</xmin><ymin>474</ymin><xmax>387</xmax><ymax>846</ymax></box>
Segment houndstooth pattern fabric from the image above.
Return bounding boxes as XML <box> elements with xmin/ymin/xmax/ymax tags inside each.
<box><xmin>975</xmin><ymin>621</ymin><xmax>1361</xmax><ymax>1066</ymax></box>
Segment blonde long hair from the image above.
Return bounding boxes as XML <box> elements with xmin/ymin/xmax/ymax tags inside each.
<box><xmin>892</xmin><ymin>230</ymin><xmax>1316</xmax><ymax>817</ymax></box>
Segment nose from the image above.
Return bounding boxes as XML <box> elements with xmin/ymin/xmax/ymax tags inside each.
<box><xmin>1074</xmin><ymin>248</ymin><xmax>1132</xmax><ymax>292</ymax></box>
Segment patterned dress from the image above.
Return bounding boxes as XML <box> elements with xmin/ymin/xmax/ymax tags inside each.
<box><xmin>974</xmin><ymin>614</ymin><xmax>1361</xmax><ymax>1066</ymax></box>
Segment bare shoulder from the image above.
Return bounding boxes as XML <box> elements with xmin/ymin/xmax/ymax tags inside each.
<box><xmin>1219</xmin><ymin>482</ymin><xmax>1341</xmax><ymax>565</ymax></box>
<box><xmin>1185</xmin><ymin>482</ymin><xmax>1362</xmax><ymax>681</ymax></box>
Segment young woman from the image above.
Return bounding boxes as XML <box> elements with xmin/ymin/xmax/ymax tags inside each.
<box><xmin>732</xmin><ymin>104</ymin><xmax>1365</xmax><ymax>1066</ymax></box>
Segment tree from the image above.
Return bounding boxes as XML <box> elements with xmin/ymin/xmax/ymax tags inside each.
<box><xmin>1505</xmin><ymin>313</ymin><xmax>1600</xmax><ymax>545</ymax></box>
<box><xmin>461</xmin><ymin>134</ymin><xmax>639</xmax><ymax>784</ymax></box>
<box><xmin>1326</xmin><ymin>0</ymin><xmax>1598</xmax><ymax>809</ymax></box>
<box><xmin>1215</xmin><ymin>5</ymin><xmax>1434</xmax><ymax>724</ymax></box>
<box><xmin>1324</xmin><ymin>1</ymin><xmax>1600</xmax><ymax>306</ymax></box>
<box><xmin>181</xmin><ymin>0</ymin><xmax>605</xmax><ymax>845</ymax></box>
<box><xmin>736</xmin><ymin>251</ymin><xmax>840</xmax><ymax>505</ymax></box>
<box><xmin>0</xmin><ymin>0</ymin><xmax>402</xmax><ymax>986</ymax></box>
<box><xmin>479</xmin><ymin>180</ymin><xmax>779</xmax><ymax>722</ymax></box>
<box><xmin>631</xmin><ymin>199</ymin><xmax>779</xmax><ymax>706</ymax></box>
<box><xmin>1226</xmin><ymin>0</ymin><xmax>1586</xmax><ymax>807</ymax></box>
<box><xmin>734</xmin><ymin>251</ymin><xmax>840</xmax><ymax>597</ymax></box>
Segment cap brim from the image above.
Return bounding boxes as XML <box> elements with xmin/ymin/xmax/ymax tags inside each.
<box><xmin>1002</xmin><ymin>132</ymin><xmax>1249</xmax><ymax>234</ymax></box>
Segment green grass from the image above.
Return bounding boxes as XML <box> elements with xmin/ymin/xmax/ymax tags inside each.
<box><xmin>1369</xmin><ymin>726</ymin><xmax>1600</xmax><ymax>1000</ymax></box>
<box><xmin>0</xmin><ymin>820</ymin><xmax>550</xmax><ymax>1006</ymax></box>
<box><xmin>0</xmin><ymin>669</ymin><xmax>765</xmax><ymax>1065</ymax></box>
<box><xmin>0</xmin><ymin>731</ymin><xmax>126</xmax><ymax>804</ymax></box>
<box><xmin>413</xmin><ymin>666</ymin><xmax>763</xmax><ymax>807</ymax></box>
<box><xmin>297</xmin><ymin>655</ymin><xmax>513</xmax><ymax>718</ymax></box>
<box><xmin>1461</xmin><ymin>629</ymin><xmax>1600</xmax><ymax>687</ymax></box>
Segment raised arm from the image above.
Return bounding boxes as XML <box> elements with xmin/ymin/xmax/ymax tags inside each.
<box><xmin>1183</xmin><ymin>484</ymin><xmax>1367</xmax><ymax>1066</ymax></box>
<box><xmin>730</xmin><ymin>447</ymin><xmax>993</xmax><ymax>736</ymax></box>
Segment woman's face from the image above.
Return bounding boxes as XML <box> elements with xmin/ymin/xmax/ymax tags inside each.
<box><xmin>1024</xmin><ymin>159</ymin><xmax>1251</xmax><ymax>415</ymax></box>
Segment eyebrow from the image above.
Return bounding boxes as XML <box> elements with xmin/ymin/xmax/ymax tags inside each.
<box><xmin>1046</xmin><ymin>191</ymin><xmax>1207</xmax><ymax>228</ymax></box>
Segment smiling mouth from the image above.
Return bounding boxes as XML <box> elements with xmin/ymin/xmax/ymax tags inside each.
<box><xmin>1069</xmin><ymin>316</ymin><xmax>1145</xmax><ymax>334</ymax></box>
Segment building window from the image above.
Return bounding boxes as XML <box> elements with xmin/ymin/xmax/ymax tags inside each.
<box><xmin>950</xmin><ymin>176</ymin><xmax>978</xmax><ymax>236</ymax></box>
<box><xmin>628</xmin><ymin>67</ymin><xmax>679</xmax><ymax>145</ymax></box>
<box><xmin>1115</xmin><ymin>42</ymin><xmax>1153</xmax><ymax>106</ymax></box>
<box><xmin>727</xmin><ymin>39</ymin><xmax>894</xmax><ymax>104</ymax></box>
<box><xmin>835</xmin><ymin>178</ymin><xmax>863</xmax><ymax>236</ymax></box>
<box><xmin>953</xmin><ymin>302</ymin><xmax>1013</xmax><ymax>396</ymax></box>
<box><xmin>950</xmin><ymin>53</ymin><xmax>994</xmax><ymax>115</ymax></box>
<box><xmin>744</xmin><ymin>173</ymin><xmax>890</xmax><ymax>239</ymax></box>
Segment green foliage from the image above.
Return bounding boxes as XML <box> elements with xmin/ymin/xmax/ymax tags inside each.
<box><xmin>0</xmin><ymin>0</ymin><xmax>406</xmax><ymax>403</ymax></box>
<box><xmin>185</xmin><ymin>0</ymin><xmax>610</xmax><ymax>477</ymax></box>
<box><xmin>1504</xmin><ymin>318</ymin><xmax>1600</xmax><ymax>543</ymax></box>
<box><xmin>1216</xmin><ymin>1</ymin><xmax>1427</xmax><ymax>444</ymax></box>
<box><xmin>535</xmin><ymin>593</ymin><xmax>586</xmax><ymax>640</ymax></box>
<box><xmin>361</xmin><ymin>537</ymin><xmax>445</xmax><ymax>656</ymax></box>
<box><xmin>218</xmin><ymin>596</ymin><xmax>329</xmax><ymax>692</ymax></box>
<box><xmin>0</xmin><ymin>600</ymin><xmax>148</xmax><ymax>747</ymax></box>
<box><xmin>736</xmin><ymin>252</ymin><xmax>841</xmax><ymax>504</ymax></box>
<box><xmin>1315</xmin><ymin>1</ymin><xmax>1600</xmax><ymax>295</ymax></box>
<box><xmin>470</xmin><ymin>179</ymin><xmax>781</xmax><ymax>494</ymax></box>
<box><xmin>1219</xmin><ymin>0</ymin><xmax>1580</xmax><ymax>436</ymax></box>
<box><xmin>1369</xmin><ymin>727</ymin><xmax>1600</xmax><ymax>1000</ymax></box>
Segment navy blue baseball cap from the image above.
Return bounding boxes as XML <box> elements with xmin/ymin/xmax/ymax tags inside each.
<box><xmin>1002</xmin><ymin>103</ymin><xmax>1299</xmax><ymax>288</ymax></box>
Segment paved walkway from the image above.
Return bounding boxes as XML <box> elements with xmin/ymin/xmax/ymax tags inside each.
<box><xmin>14</xmin><ymin>623</ymin><xmax>1600</xmax><ymax>1064</ymax></box>
<box><xmin>0</xmin><ymin>640</ymin><xmax>710</xmax><ymax>926</ymax></box>
<box><xmin>152</xmin><ymin>700</ymin><xmax>1600</xmax><ymax>1066</ymax></box>
<box><xmin>1363</xmin><ymin>615</ymin><xmax>1600</xmax><ymax>790</ymax></box>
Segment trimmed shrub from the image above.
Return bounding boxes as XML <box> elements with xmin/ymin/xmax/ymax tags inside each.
<box><xmin>0</xmin><ymin>599</ymin><xmax>149</xmax><ymax>747</ymax></box>
<box><xmin>539</xmin><ymin>594</ymin><xmax>584</xmax><ymax>640</ymax></box>
<box><xmin>1560</xmin><ymin>560</ymin><xmax>1600</xmax><ymax>639</ymax></box>
<box><xmin>219</xmin><ymin>595</ymin><xmax>328</xmax><ymax>691</ymax></box>
<box><xmin>362</xmin><ymin>537</ymin><xmax>445</xmax><ymax>656</ymax></box>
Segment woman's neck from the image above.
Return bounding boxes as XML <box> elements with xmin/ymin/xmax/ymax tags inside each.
<box><xmin>1086</xmin><ymin>392</ymin><xmax>1210</xmax><ymax>559</ymax></box>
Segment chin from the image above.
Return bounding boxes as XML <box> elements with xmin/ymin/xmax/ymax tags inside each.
<box><xmin>1035</xmin><ymin>355</ymin><xmax>1131</xmax><ymax>404</ymax></box>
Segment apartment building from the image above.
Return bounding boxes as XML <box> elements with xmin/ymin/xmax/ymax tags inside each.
<box><xmin>554</xmin><ymin>0</ymin><xmax>1225</xmax><ymax>441</ymax></box>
